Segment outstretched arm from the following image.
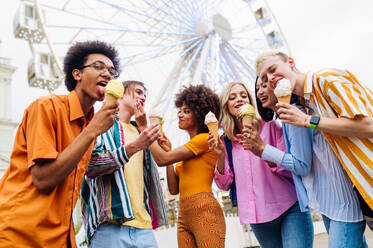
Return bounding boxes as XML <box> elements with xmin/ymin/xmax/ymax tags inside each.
<box><xmin>277</xmin><ymin>103</ymin><xmax>373</xmax><ymax>138</ymax></box>
<box><xmin>31</xmin><ymin>102</ymin><xmax>119</xmax><ymax>194</ymax></box>
<box><xmin>157</xmin><ymin>134</ymin><xmax>179</xmax><ymax>195</ymax></box>
<box><xmin>86</xmin><ymin>123</ymin><xmax>160</xmax><ymax>177</ymax></box>
<box><xmin>149</xmin><ymin>138</ymin><xmax>194</xmax><ymax>166</ymax></box>
<box><xmin>134</xmin><ymin>102</ymin><xmax>194</xmax><ymax>166</ymax></box>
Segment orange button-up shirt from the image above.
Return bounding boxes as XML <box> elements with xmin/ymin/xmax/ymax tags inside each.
<box><xmin>0</xmin><ymin>91</ymin><xmax>94</xmax><ymax>248</ymax></box>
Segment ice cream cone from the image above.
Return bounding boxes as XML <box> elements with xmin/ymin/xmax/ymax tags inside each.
<box><xmin>149</xmin><ymin>116</ymin><xmax>164</xmax><ymax>134</ymax></box>
<box><xmin>105</xmin><ymin>93</ymin><xmax>118</xmax><ymax>105</ymax></box>
<box><xmin>277</xmin><ymin>95</ymin><xmax>291</xmax><ymax>104</ymax></box>
<box><xmin>242</xmin><ymin>115</ymin><xmax>253</xmax><ymax>126</ymax></box>
<box><xmin>207</xmin><ymin>122</ymin><xmax>219</xmax><ymax>141</ymax></box>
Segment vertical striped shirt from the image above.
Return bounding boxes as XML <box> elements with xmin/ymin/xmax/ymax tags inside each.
<box><xmin>81</xmin><ymin>119</ymin><xmax>168</xmax><ymax>243</ymax></box>
<box><xmin>304</xmin><ymin>68</ymin><xmax>373</xmax><ymax>209</ymax></box>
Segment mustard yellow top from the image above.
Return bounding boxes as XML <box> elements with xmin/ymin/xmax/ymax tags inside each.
<box><xmin>119</xmin><ymin>121</ymin><xmax>152</xmax><ymax>229</ymax></box>
<box><xmin>175</xmin><ymin>133</ymin><xmax>217</xmax><ymax>198</ymax></box>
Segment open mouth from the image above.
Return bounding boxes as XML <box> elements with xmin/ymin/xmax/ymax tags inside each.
<box><xmin>260</xmin><ymin>96</ymin><xmax>268</xmax><ymax>103</ymax></box>
<box><xmin>96</xmin><ymin>82</ymin><xmax>107</xmax><ymax>97</ymax></box>
<box><xmin>97</xmin><ymin>82</ymin><xmax>106</xmax><ymax>87</ymax></box>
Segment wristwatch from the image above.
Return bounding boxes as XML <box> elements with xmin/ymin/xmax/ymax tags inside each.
<box><xmin>309</xmin><ymin>115</ymin><xmax>320</xmax><ymax>129</ymax></box>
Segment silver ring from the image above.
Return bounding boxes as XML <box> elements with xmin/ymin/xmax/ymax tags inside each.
<box><xmin>246</xmin><ymin>133</ymin><xmax>251</xmax><ymax>138</ymax></box>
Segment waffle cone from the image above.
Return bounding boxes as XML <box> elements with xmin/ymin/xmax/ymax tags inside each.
<box><xmin>242</xmin><ymin>116</ymin><xmax>253</xmax><ymax>126</ymax></box>
<box><xmin>206</xmin><ymin>122</ymin><xmax>219</xmax><ymax>141</ymax></box>
<box><xmin>277</xmin><ymin>95</ymin><xmax>291</xmax><ymax>104</ymax></box>
<box><xmin>149</xmin><ymin>116</ymin><xmax>163</xmax><ymax>134</ymax></box>
<box><xmin>105</xmin><ymin>93</ymin><xmax>118</xmax><ymax>105</ymax></box>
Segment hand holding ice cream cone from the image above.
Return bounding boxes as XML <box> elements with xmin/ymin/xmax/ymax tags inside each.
<box><xmin>205</xmin><ymin>111</ymin><xmax>219</xmax><ymax>143</ymax></box>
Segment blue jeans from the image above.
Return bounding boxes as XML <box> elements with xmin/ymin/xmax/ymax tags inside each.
<box><xmin>322</xmin><ymin>215</ymin><xmax>367</xmax><ymax>248</ymax></box>
<box><xmin>90</xmin><ymin>223</ymin><xmax>158</xmax><ymax>248</ymax></box>
<box><xmin>250</xmin><ymin>202</ymin><xmax>313</xmax><ymax>248</ymax></box>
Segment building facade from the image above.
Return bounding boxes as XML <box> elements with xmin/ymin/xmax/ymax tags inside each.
<box><xmin>0</xmin><ymin>43</ymin><xmax>17</xmax><ymax>178</ymax></box>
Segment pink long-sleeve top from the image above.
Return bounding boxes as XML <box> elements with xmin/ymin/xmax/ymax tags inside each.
<box><xmin>214</xmin><ymin>120</ymin><xmax>297</xmax><ymax>224</ymax></box>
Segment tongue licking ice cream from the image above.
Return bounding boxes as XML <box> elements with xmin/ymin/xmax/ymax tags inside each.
<box><xmin>105</xmin><ymin>80</ymin><xmax>124</xmax><ymax>104</ymax></box>
<box><xmin>204</xmin><ymin>111</ymin><xmax>219</xmax><ymax>141</ymax></box>
<box><xmin>238</xmin><ymin>104</ymin><xmax>256</xmax><ymax>126</ymax></box>
<box><xmin>274</xmin><ymin>78</ymin><xmax>292</xmax><ymax>104</ymax></box>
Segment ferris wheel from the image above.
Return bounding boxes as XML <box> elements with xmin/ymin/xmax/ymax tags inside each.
<box><xmin>14</xmin><ymin>0</ymin><xmax>289</xmax><ymax>144</ymax></box>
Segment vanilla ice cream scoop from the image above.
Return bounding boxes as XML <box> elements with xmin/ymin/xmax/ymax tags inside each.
<box><xmin>205</xmin><ymin>111</ymin><xmax>219</xmax><ymax>142</ymax></box>
<box><xmin>204</xmin><ymin>111</ymin><xmax>218</xmax><ymax>124</ymax></box>
<box><xmin>274</xmin><ymin>79</ymin><xmax>292</xmax><ymax>104</ymax></box>
<box><xmin>274</xmin><ymin>79</ymin><xmax>292</xmax><ymax>98</ymax></box>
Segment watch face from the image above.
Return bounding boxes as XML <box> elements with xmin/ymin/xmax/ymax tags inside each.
<box><xmin>310</xmin><ymin>115</ymin><xmax>320</xmax><ymax>125</ymax></box>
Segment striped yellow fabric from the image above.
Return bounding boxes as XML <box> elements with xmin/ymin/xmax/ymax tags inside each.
<box><xmin>304</xmin><ymin>68</ymin><xmax>373</xmax><ymax>209</ymax></box>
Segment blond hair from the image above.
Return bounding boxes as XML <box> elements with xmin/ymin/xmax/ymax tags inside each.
<box><xmin>219</xmin><ymin>82</ymin><xmax>259</xmax><ymax>141</ymax></box>
<box><xmin>254</xmin><ymin>50</ymin><xmax>289</xmax><ymax>73</ymax></box>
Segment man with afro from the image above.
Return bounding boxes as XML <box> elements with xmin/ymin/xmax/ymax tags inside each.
<box><xmin>0</xmin><ymin>40</ymin><xmax>120</xmax><ymax>247</ymax></box>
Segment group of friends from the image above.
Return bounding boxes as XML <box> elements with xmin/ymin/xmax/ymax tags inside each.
<box><xmin>0</xmin><ymin>40</ymin><xmax>372</xmax><ymax>248</ymax></box>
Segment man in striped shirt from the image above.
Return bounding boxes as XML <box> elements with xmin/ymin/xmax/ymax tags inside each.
<box><xmin>255</xmin><ymin>51</ymin><xmax>373</xmax><ymax>229</ymax></box>
<box><xmin>81</xmin><ymin>80</ymin><xmax>168</xmax><ymax>247</ymax></box>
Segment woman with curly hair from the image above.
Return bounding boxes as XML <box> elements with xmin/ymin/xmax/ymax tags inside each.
<box><xmin>208</xmin><ymin>82</ymin><xmax>313</xmax><ymax>248</ymax></box>
<box><xmin>138</xmin><ymin>84</ymin><xmax>225</xmax><ymax>247</ymax></box>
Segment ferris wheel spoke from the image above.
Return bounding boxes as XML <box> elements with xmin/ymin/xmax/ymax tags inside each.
<box><xmin>180</xmin><ymin>39</ymin><xmax>202</xmax><ymax>58</ymax></box>
<box><xmin>161</xmin><ymin>40</ymin><xmax>204</xmax><ymax>109</ymax></box>
<box><xmin>169</xmin><ymin>0</ymin><xmax>194</xmax><ymax>24</ymax></box>
<box><xmin>226</xmin><ymin>0</ymin><xmax>255</xmax><ymax>21</ymax></box>
<box><xmin>232</xmin><ymin>21</ymin><xmax>264</xmax><ymax>33</ymax></box>
<box><xmin>46</xmin><ymin>24</ymin><xmax>195</xmax><ymax>36</ymax></box>
<box><xmin>219</xmin><ymin>54</ymin><xmax>234</xmax><ymax>81</ymax></box>
<box><xmin>204</xmin><ymin>0</ymin><xmax>209</xmax><ymax>19</ymax></box>
<box><xmin>232</xmin><ymin>36</ymin><xmax>272</xmax><ymax>42</ymax></box>
<box><xmin>40</xmin><ymin>3</ymin><xmax>126</xmax><ymax>29</ymax></box>
<box><xmin>157</xmin><ymin>0</ymin><xmax>190</xmax><ymax>24</ymax></box>
<box><xmin>220</xmin><ymin>51</ymin><xmax>239</xmax><ymax>81</ymax></box>
<box><xmin>95</xmin><ymin>0</ymin><xmax>193</xmax><ymax>32</ymax></box>
<box><xmin>225</xmin><ymin>42</ymin><xmax>257</xmax><ymax>80</ymax></box>
<box><xmin>230</xmin><ymin>43</ymin><xmax>261</xmax><ymax>55</ymax></box>
<box><xmin>192</xmin><ymin>37</ymin><xmax>211</xmax><ymax>81</ymax></box>
<box><xmin>119</xmin><ymin>36</ymin><xmax>199</xmax><ymax>61</ymax></box>
<box><xmin>142</xmin><ymin>0</ymin><xmax>193</xmax><ymax>29</ymax></box>
<box><xmin>218</xmin><ymin>55</ymin><xmax>233</xmax><ymax>83</ymax></box>
<box><xmin>188</xmin><ymin>0</ymin><xmax>205</xmax><ymax>20</ymax></box>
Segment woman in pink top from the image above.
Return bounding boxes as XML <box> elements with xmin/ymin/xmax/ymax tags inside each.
<box><xmin>208</xmin><ymin>82</ymin><xmax>313</xmax><ymax>248</ymax></box>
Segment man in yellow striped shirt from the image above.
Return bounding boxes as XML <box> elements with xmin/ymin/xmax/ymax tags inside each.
<box><xmin>255</xmin><ymin>51</ymin><xmax>373</xmax><ymax>229</ymax></box>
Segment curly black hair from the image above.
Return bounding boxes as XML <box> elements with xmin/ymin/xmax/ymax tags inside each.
<box><xmin>175</xmin><ymin>84</ymin><xmax>220</xmax><ymax>133</ymax></box>
<box><xmin>63</xmin><ymin>40</ymin><xmax>120</xmax><ymax>91</ymax></box>
<box><xmin>255</xmin><ymin>76</ymin><xmax>301</xmax><ymax>122</ymax></box>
